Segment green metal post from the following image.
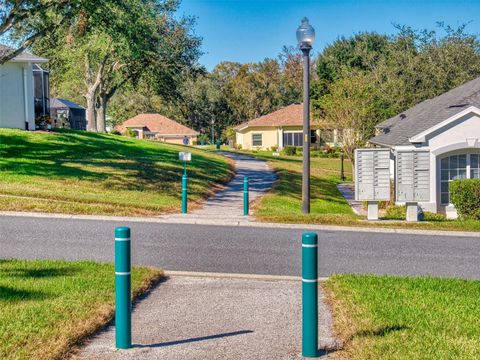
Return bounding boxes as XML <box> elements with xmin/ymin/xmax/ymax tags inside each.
<box><xmin>302</xmin><ymin>232</ymin><xmax>318</xmax><ymax>357</ymax></box>
<box><xmin>182</xmin><ymin>163</ymin><xmax>188</xmax><ymax>214</ymax></box>
<box><xmin>243</xmin><ymin>176</ymin><xmax>249</xmax><ymax>216</ymax></box>
<box><xmin>115</xmin><ymin>227</ymin><xmax>131</xmax><ymax>349</ymax></box>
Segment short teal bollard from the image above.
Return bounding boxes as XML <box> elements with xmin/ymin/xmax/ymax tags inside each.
<box><xmin>182</xmin><ymin>172</ymin><xmax>188</xmax><ymax>214</ymax></box>
<box><xmin>302</xmin><ymin>232</ymin><xmax>318</xmax><ymax>357</ymax></box>
<box><xmin>243</xmin><ymin>176</ymin><xmax>249</xmax><ymax>216</ymax></box>
<box><xmin>115</xmin><ymin>227</ymin><xmax>131</xmax><ymax>349</ymax></box>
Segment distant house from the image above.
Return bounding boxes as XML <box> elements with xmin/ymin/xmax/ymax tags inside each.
<box><xmin>117</xmin><ymin>114</ymin><xmax>198</xmax><ymax>144</ymax></box>
<box><xmin>0</xmin><ymin>44</ymin><xmax>48</xmax><ymax>130</ymax></box>
<box><xmin>234</xmin><ymin>103</ymin><xmax>330</xmax><ymax>150</ymax></box>
<box><xmin>50</xmin><ymin>98</ymin><xmax>87</xmax><ymax>130</ymax></box>
<box><xmin>369</xmin><ymin>76</ymin><xmax>480</xmax><ymax>218</ymax></box>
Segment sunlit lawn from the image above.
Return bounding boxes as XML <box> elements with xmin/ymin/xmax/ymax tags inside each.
<box><xmin>0</xmin><ymin>259</ymin><xmax>161</xmax><ymax>359</ymax></box>
<box><xmin>0</xmin><ymin>129</ymin><xmax>233</xmax><ymax>216</ymax></box>
<box><xmin>325</xmin><ymin>275</ymin><xmax>480</xmax><ymax>359</ymax></box>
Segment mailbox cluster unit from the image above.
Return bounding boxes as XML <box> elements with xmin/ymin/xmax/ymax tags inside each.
<box><xmin>395</xmin><ymin>150</ymin><xmax>430</xmax><ymax>202</ymax></box>
<box><xmin>354</xmin><ymin>148</ymin><xmax>391</xmax><ymax>202</ymax></box>
<box><xmin>354</xmin><ymin>147</ymin><xmax>431</xmax><ymax>221</ymax></box>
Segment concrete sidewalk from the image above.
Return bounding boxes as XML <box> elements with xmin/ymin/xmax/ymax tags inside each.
<box><xmin>165</xmin><ymin>151</ymin><xmax>277</xmax><ymax>222</ymax></box>
<box><xmin>79</xmin><ymin>275</ymin><xmax>338</xmax><ymax>359</ymax></box>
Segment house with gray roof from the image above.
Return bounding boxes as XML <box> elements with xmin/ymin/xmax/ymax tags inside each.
<box><xmin>369</xmin><ymin>76</ymin><xmax>480</xmax><ymax>218</ymax></box>
<box><xmin>0</xmin><ymin>44</ymin><xmax>48</xmax><ymax>130</ymax></box>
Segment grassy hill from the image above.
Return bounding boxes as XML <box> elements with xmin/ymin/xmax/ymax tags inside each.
<box><xmin>0</xmin><ymin>129</ymin><xmax>233</xmax><ymax>216</ymax></box>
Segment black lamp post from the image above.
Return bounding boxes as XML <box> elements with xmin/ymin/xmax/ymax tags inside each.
<box><xmin>211</xmin><ymin>119</ymin><xmax>215</xmax><ymax>144</ymax></box>
<box><xmin>296</xmin><ymin>17</ymin><xmax>315</xmax><ymax>214</ymax></box>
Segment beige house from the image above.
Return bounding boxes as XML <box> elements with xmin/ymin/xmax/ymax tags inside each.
<box><xmin>118</xmin><ymin>113</ymin><xmax>198</xmax><ymax>144</ymax></box>
<box><xmin>235</xmin><ymin>103</ymin><xmax>326</xmax><ymax>150</ymax></box>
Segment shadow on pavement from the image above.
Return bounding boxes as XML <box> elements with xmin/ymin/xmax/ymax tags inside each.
<box><xmin>133</xmin><ymin>330</ymin><xmax>254</xmax><ymax>348</ymax></box>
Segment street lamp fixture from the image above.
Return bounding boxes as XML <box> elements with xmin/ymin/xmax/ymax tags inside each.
<box><xmin>297</xmin><ymin>17</ymin><xmax>315</xmax><ymax>214</ymax></box>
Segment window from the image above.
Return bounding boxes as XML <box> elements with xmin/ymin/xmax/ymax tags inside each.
<box><xmin>283</xmin><ymin>132</ymin><xmax>303</xmax><ymax>146</ymax></box>
<box><xmin>252</xmin><ymin>133</ymin><xmax>262</xmax><ymax>147</ymax></box>
<box><xmin>440</xmin><ymin>154</ymin><xmax>478</xmax><ymax>204</ymax></box>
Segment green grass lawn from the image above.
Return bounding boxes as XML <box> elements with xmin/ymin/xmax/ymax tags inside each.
<box><xmin>234</xmin><ymin>150</ymin><xmax>480</xmax><ymax>232</ymax></box>
<box><xmin>237</xmin><ymin>150</ymin><xmax>358</xmax><ymax>224</ymax></box>
<box><xmin>325</xmin><ymin>275</ymin><xmax>480</xmax><ymax>359</ymax></box>
<box><xmin>0</xmin><ymin>259</ymin><xmax>161</xmax><ymax>359</ymax></box>
<box><xmin>0</xmin><ymin>129</ymin><xmax>233</xmax><ymax>216</ymax></box>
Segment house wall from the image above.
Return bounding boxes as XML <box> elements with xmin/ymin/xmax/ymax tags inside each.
<box><xmin>427</xmin><ymin>112</ymin><xmax>480</xmax><ymax>217</ymax></box>
<box><xmin>0</xmin><ymin>62</ymin><xmax>34</xmax><ymax>130</ymax></box>
<box><xmin>236</xmin><ymin>127</ymin><xmax>280</xmax><ymax>150</ymax></box>
<box><xmin>393</xmin><ymin>112</ymin><xmax>480</xmax><ymax>218</ymax></box>
<box><xmin>155</xmin><ymin>135</ymin><xmax>197</xmax><ymax>145</ymax></box>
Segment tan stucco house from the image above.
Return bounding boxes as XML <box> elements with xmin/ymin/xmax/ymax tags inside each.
<box><xmin>369</xmin><ymin>76</ymin><xmax>480</xmax><ymax>219</ymax></box>
<box><xmin>235</xmin><ymin>103</ymin><xmax>324</xmax><ymax>150</ymax></box>
<box><xmin>0</xmin><ymin>44</ymin><xmax>48</xmax><ymax>130</ymax></box>
<box><xmin>118</xmin><ymin>113</ymin><xmax>198</xmax><ymax>144</ymax></box>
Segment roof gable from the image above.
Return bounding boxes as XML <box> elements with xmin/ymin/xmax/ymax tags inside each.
<box><xmin>0</xmin><ymin>44</ymin><xmax>48</xmax><ymax>63</ymax></box>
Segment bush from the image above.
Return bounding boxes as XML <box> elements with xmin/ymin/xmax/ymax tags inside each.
<box><xmin>270</xmin><ymin>145</ymin><xmax>279</xmax><ymax>152</ymax></box>
<box><xmin>110</xmin><ymin>129</ymin><xmax>121</xmax><ymax>135</ymax></box>
<box><xmin>450</xmin><ymin>179</ymin><xmax>480</xmax><ymax>220</ymax></box>
<box><xmin>192</xmin><ymin>140</ymin><xmax>198</xmax><ymax>145</ymax></box>
<box><xmin>283</xmin><ymin>146</ymin><xmax>297</xmax><ymax>156</ymax></box>
<box><xmin>383</xmin><ymin>205</ymin><xmax>446</xmax><ymax>221</ymax></box>
<box><xmin>236</xmin><ymin>144</ymin><xmax>242</xmax><ymax>150</ymax></box>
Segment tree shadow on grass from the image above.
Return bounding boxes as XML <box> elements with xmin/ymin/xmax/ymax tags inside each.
<box><xmin>0</xmin><ymin>286</ymin><xmax>48</xmax><ymax>301</ymax></box>
<box><xmin>0</xmin><ymin>129</ymin><xmax>230</xmax><ymax>196</ymax></box>
<box><xmin>0</xmin><ymin>266</ymin><xmax>78</xmax><ymax>279</ymax></box>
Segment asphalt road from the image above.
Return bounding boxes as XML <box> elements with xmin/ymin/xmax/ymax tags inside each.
<box><xmin>1</xmin><ymin>215</ymin><xmax>480</xmax><ymax>279</ymax></box>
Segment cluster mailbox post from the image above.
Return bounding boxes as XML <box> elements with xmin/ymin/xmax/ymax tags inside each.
<box><xmin>355</xmin><ymin>148</ymin><xmax>391</xmax><ymax>220</ymax></box>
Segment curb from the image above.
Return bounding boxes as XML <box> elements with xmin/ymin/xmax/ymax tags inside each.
<box><xmin>164</xmin><ymin>270</ymin><xmax>308</xmax><ymax>282</ymax></box>
<box><xmin>1</xmin><ymin>210</ymin><xmax>479</xmax><ymax>238</ymax></box>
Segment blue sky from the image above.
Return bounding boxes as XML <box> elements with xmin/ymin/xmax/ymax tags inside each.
<box><xmin>177</xmin><ymin>0</ymin><xmax>480</xmax><ymax>70</ymax></box>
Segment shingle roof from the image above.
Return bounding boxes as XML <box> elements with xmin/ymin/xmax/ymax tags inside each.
<box><xmin>117</xmin><ymin>114</ymin><xmax>198</xmax><ymax>135</ymax></box>
<box><xmin>50</xmin><ymin>98</ymin><xmax>85</xmax><ymax>110</ymax></box>
<box><xmin>0</xmin><ymin>44</ymin><xmax>48</xmax><ymax>63</ymax></box>
<box><xmin>235</xmin><ymin>103</ymin><xmax>314</xmax><ymax>130</ymax></box>
<box><xmin>370</xmin><ymin>76</ymin><xmax>480</xmax><ymax>146</ymax></box>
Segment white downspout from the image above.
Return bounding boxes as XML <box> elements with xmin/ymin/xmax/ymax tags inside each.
<box><xmin>23</xmin><ymin>63</ymin><xmax>30</xmax><ymax>130</ymax></box>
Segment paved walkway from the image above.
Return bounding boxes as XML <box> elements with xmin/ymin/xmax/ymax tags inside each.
<box><xmin>165</xmin><ymin>152</ymin><xmax>277</xmax><ymax>222</ymax></box>
<box><xmin>336</xmin><ymin>183</ymin><xmax>366</xmax><ymax>216</ymax></box>
<box><xmin>79</xmin><ymin>275</ymin><xmax>338</xmax><ymax>359</ymax></box>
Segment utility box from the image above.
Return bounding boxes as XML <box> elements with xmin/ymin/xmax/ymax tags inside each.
<box><xmin>355</xmin><ymin>148</ymin><xmax>391</xmax><ymax>201</ymax></box>
<box><xmin>395</xmin><ymin>150</ymin><xmax>430</xmax><ymax>202</ymax></box>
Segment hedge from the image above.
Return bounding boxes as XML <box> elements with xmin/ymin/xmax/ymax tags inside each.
<box><xmin>450</xmin><ymin>179</ymin><xmax>480</xmax><ymax>220</ymax></box>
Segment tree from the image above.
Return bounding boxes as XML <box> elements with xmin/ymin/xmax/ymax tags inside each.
<box><xmin>34</xmin><ymin>0</ymin><xmax>201</xmax><ymax>132</ymax></box>
<box><xmin>318</xmin><ymin>70</ymin><xmax>391</xmax><ymax>163</ymax></box>
<box><xmin>0</xmin><ymin>1</ymin><xmax>112</xmax><ymax>64</ymax></box>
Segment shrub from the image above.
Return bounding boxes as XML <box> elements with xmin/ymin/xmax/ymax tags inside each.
<box><xmin>283</xmin><ymin>145</ymin><xmax>297</xmax><ymax>156</ymax></box>
<box><xmin>236</xmin><ymin>144</ymin><xmax>242</xmax><ymax>150</ymax></box>
<box><xmin>192</xmin><ymin>140</ymin><xmax>198</xmax><ymax>145</ymax></box>
<box><xmin>450</xmin><ymin>179</ymin><xmax>480</xmax><ymax>220</ymax></box>
<box><xmin>270</xmin><ymin>145</ymin><xmax>279</xmax><ymax>152</ymax></box>
<box><xmin>110</xmin><ymin>129</ymin><xmax>121</xmax><ymax>135</ymax></box>
<box><xmin>383</xmin><ymin>205</ymin><xmax>446</xmax><ymax>221</ymax></box>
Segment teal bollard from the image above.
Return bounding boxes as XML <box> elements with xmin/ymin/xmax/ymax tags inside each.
<box><xmin>182</xmin><ymin>173</ymin><xmax>188</xmax><ymax>214</ymax></box>
<box><xmin>302</xmin><ymin>232</ymin><xmax>318</xmax><ymax>357</ymax></box>
<box><xmin>243</xmin><ymin>176</ymin><xmax>249</xmax><ymax>216</ymax></box>
<box><xmin>115</xmin><ymin>227</ymin><xmax>132</xmax><ymax>349</ymax></box>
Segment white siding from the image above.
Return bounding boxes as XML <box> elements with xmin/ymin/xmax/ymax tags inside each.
<box><xmin>0</xmin><ymin>62</ymin><xmax>34</xmax><ymax>129</ymax></box>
